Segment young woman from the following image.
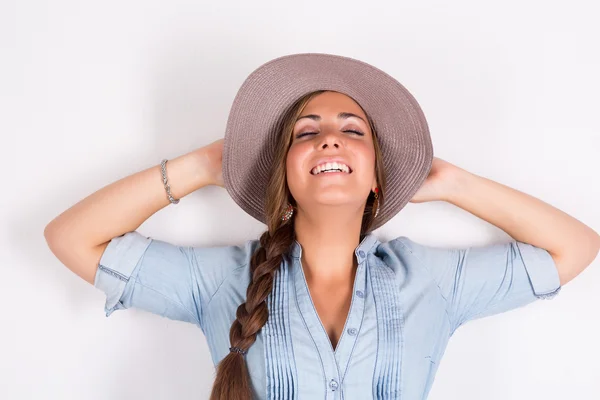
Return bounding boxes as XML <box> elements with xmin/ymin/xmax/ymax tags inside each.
<box><xmin>45</xmin><ymin>54</ymin><xmax>599</xmax><ymax>400</ymax></box>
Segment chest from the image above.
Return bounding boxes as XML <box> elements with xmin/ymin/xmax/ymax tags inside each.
<box><xmin>308</xmin><ymin>284</ymin><xmax>353</xmax><ymax>351</ymax></box>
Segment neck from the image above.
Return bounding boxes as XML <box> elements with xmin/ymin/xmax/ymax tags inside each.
<box><xmin>293</xmin><ymin>204</ymin><xmax>364</xmax><ymax>284</ymax></box>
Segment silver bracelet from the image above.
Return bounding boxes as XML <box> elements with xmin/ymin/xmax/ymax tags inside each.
<box><xmin>160</xmin><ymin>159</ymin><xmax>180</xmax><ymax>204</ymax></box>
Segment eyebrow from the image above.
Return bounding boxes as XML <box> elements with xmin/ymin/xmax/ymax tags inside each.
<box><xmin>296</xmin><ymin>112</ymin><xmax>367</xmax><ymax>124</ymax></box>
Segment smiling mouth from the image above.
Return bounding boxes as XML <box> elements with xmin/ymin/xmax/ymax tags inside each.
<box><xmin>310</xmin><ymin>165</ymin><xmax>353</xmax><ymax>176</ymax></box>
<box><xmin>311</xmin><ymin>170</ymin><xmax>351</xmax><ymax>176</ymax></box>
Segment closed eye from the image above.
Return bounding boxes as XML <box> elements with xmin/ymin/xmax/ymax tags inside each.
<box><xmin>295</xmin><ymin>129</ymin><xmax>364</xmax><ymax>139</ymax></box>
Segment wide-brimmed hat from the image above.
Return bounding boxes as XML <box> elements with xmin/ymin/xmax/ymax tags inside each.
<box><xmin>222</xmin><ymin>53</ymin><xmax>433</xmax><ymax>231</ymax></box>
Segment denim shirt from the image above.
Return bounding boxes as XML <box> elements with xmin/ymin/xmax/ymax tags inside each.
<box><xmin>94</xmin><ymin>231</ymin><xmax>561</xmax><ymax>399</ymax></box>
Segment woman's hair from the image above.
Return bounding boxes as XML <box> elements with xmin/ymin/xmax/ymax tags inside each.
<box><xmin>210</xmin><ymin>90</ymin><xmax>386</xmax><ymax>400</ymax></box>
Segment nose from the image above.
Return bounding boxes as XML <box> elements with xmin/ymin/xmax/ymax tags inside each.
<box><xmin>317</xmin><ymin>129</ymin><xmax>341</xmax><ymax>149</ymax></box>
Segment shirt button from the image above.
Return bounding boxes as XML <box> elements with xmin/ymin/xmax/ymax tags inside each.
<box><xmin>356</xmin><ymin>290</ymin><xmax>365</xmax><ymax>298</ymax></box>
<box><xmin>347</xmin><ymin>327</ymin><xmax>357</xmax><ymax>336</ymax></box>
<box><xmin>329</xmin><ymin>379</ymin><xmax>339</xmax><ymax>391</ymax></box>
<box><xmin>358</xmin><ymin>250</ymin><xmax>365</xmax><ymax>258</ymax></box>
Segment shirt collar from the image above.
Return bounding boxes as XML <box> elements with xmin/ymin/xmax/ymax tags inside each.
<box><xmin>290</xmin><ymin>232</ymin><xmax>380</xmax><ymax>264</ymax></box>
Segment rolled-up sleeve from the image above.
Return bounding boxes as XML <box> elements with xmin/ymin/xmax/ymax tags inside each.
<box><xmin>94</xmin><ymin>231</ymin><xmax>152</xmax><ymax>317</ymax></box>
<box><xmin>389</xmin><ymin>237</ymin><xmax>562</xmax><ymax>334</ymax></box>
<box><xmin>94</xmin><ymin>231</ymin><xmax>256</xmax><ymax>331</ymax></box>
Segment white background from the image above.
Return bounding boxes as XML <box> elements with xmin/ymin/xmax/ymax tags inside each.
<box><xmin>2</xmin><ymin>0</ymin><xmax>599</xmax><ymax>399</ymax></box>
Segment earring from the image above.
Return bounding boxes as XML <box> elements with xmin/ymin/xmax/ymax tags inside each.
<box><xmin>281</xmin><ymin>203</ymin><xmax>294</xmax><ymax>221</ymax></box>
<box><xmin>372</xmin><ymin>187</ymin><xmax>380</xmax><ymax>218</ymax></box>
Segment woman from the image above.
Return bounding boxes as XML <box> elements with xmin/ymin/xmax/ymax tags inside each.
<box><xmin>44</xmin><ymin>54</ymin><xmax>599</xmax><ymax>400</ymax></box>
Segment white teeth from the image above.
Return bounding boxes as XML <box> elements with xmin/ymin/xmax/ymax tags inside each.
<box><xmin>311</xmin><ymin>161</ymin><xmax>351</xmax><ymax>175</ymax></box>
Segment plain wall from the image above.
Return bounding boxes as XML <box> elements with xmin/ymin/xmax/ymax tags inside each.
<box><xmin>2</xmin><ymin>0</ymin><xmax>599</xmax><ymax>398</ymax></box>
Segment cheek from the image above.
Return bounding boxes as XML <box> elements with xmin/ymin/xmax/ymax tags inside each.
<box><xmin>353</xmin><ymin>142</ymin><xmax>376</xmax><ymax>168</ymax></box>
<box><xmin>354</xmin><ymin>147</ymin><xmax>377</xmax><ymax>183</ymax></box>
<box><xmin>285</xmin><ymin>147</ymin><xmax>303</xmax><ymax>183</ymax></box>
<box><xmin>286</xmin><ymin>143</ymin><xmax>310</xmax><ymax>170</ymax></box>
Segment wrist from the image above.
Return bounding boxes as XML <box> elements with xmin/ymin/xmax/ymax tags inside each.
<box><xmin>190</xmin><ymin>147</ymin><xmax>217</xmax><ymax>188</ymax></box>
<box><xmin>442</xmin><ymin>165</ymin><xmax>478</xmax><ymax>205</ymax></box>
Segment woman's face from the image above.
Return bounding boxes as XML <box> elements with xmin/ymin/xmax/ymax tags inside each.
<box><xmin>286</xmin><ymin>91</ymin><xmax>377</xmax><ymax>211</ymax></box>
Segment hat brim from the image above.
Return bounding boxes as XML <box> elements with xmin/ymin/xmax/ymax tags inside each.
<box><xmin>223</xmin><ymin>53</ymin><xmax>433</xmax><ymax>231</ymax></box>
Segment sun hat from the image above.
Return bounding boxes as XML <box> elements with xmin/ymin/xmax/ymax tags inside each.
<box><xmin>222</xmin><ymin>52</ymin><xmax>433</xmax><ymax>231</ymax></box>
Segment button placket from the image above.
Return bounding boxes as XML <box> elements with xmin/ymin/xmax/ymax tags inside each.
<box><xmin>332</xmin><ymin>251</ymin><xmax>369</xmax><ymax>387</ymax></box>
<box><xmin>345</xmin><ymin>275</ymin><xmax>363</xmax><ymax>340</ymax></box>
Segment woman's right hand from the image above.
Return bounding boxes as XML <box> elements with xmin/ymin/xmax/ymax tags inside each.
<box><xmin>200</xmin><ymin>138</ymin><xmax>225</xmax><ymax>187</ymax></box>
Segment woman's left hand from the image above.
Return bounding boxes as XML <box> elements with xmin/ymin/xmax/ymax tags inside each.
<box><xmin>409</xmin><ymin>157</ymin><xmax>463</xmax><ymax>203</ymax></box>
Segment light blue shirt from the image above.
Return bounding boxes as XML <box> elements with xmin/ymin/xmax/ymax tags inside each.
<box><xmin>94</xmin><ymin>231</ymin><xmax>561</xmax><ymax>399</ymax></box>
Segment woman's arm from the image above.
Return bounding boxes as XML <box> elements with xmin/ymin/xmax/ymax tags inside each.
<box><xmin>416</xmin><ymin>158</ymin><xmax>600</xmax><ymax>286</ymax></box>
<box><xmin>44</xmin><ymin>139</ymin><xmax>224</xmax><ymax>286</ymax></box>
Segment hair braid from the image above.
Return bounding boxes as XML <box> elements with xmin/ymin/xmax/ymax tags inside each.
<box><xmin>209</xmin><ymin>223</ymin><xmax>294</xmax><ymax>400</ymax></box>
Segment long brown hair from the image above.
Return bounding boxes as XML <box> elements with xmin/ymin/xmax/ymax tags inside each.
<box><xmin>209</xmin><ymin>90</ymin><xmax>387</xmax><ymax>400</ymax></box>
